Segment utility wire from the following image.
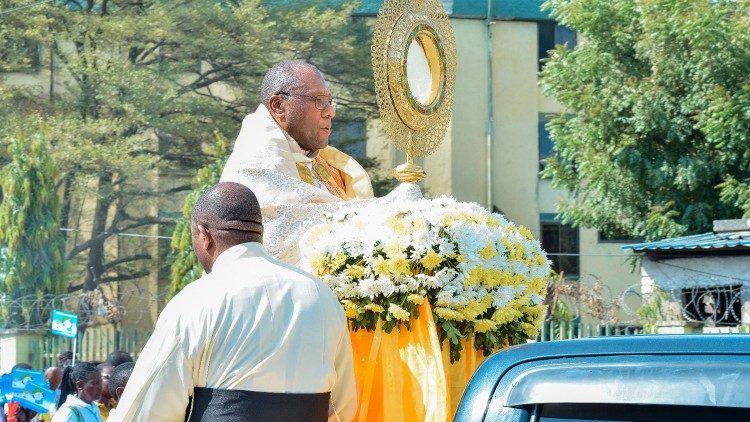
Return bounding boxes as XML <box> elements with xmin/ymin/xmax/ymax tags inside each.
<box><xmin>60</xmin><ymin>227</ymin><xmax>173</xmax><ymax>240</ymax></box>
<box><xmin>0</xmin><ymin>0</ymin><xmax>50</xmax><ymax>16</ymax></box>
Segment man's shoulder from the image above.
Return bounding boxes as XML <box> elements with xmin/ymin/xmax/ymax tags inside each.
<box><xmin>224</xmin><ymin>254</ymin><xmax>341</xmax><ymax>304</ymax></box>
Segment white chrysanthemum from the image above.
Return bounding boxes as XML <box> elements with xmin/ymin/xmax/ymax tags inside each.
<box><xmin>493</xmin><ymin>286</ymin><xmax>515</xmax><ymax>308</ymax></box>
<box><xmin>358</xmin><ymin>276</ymin><xmax>396</xmax><ymax>299</ymax></box>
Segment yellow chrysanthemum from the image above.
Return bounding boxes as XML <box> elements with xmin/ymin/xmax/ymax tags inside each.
<box><xmin>486</xmin><ymin>217</ymin><xmax>501</xmax><ymax>228</ymax></box>
<box><xmin>383</xmin><ymin>242</ymin><xmax>406</xmax><ymax>259</ymax></box>
<box><xmin>491</xmin><ymin>306</ymin><xmax>522</xmax><ymax>324</ymax></box>
<box><xmin>310</xmin><ymin>254</ymin><xmax>329</xmax><ymax>276</ymax></box>
<box><xmin>521</xmin><ymin>322</ymin><xmax>539</xmax><ymax>337</ymax></box>
<box><xmin>518</xmin><ymin>225</ymin><xmax>534</xmax><ymax>240</ymax></box>
<box><xmin>478</xmin><ymin>244</ymin><xmax>497</xmax><ymax>260</ymax></box>
<box><xmin>535</xmin><ymin>254</ymin><xmax>548</xmax><ymax>266</ymax></box>
<box><xmin>434</xmin><ymin>307</ymin><xmax>466</xmax><ymax>321</ymax></box>
<box><xmin>482</xmin><ymin>269</ymin><xmax>507</xmax><ymax>287</ymax></box>
<box><xmin>341</xmin><ymin>300</ymin><xmax>358</xmax><ymax>318</ymax></box>
<box><xmin>363</xmin><ymin>303</ymin><xmax>385</xmax><ymax>313</ymax></box>
<box><xmin>474</xmin><ymin>319</ymin><xmax>498</xmax><ymax>333</ymax></box>
<box><xmin>388</xmin><ymin>257</ymin><xmax>411</xmax><ymax>275</ymax></box>
<box><xmin>344</xmin><ymin>265</ymin><xmax>366</xmax><ymax>279</ymax></box>
<box><xmin>464</xmin><ymin>268</ymin><xmax>482</xmax><ymax>287</ymax></box>
<box><xmin>500</xmin><ymin>236</ymin><xmax>513</xmax><ymax>250</ymax></box>
<box><xmin>407</xmin><ymin>294</ymin><xmax>425</xmax><ymax>305</ymax></box>
<box><xmin>330</xmin><ymin>252</ymin><xmax>347</xmax><ymax>270</ymax></box>
<box><xmin>388</xmin><ymin>303</ymin><xmax>410</xmax><ymax>321</ymax></box>
<box><xmin>460</xmin><ymin>294</ymin><xmax>493</xmax><ymax>320</ymax></box>
<box><xmin>529</xmin><ymin>277</ymin><xmax>546</xmax><ymax>294</ymax></box>
<box><xmin>371</xmin><ymin>256</ymin><xmax>391</xmax><ymax>276</ymax></box>
<box><xmin>385</xmin><ymin>215</ymin><xmax>409</xmax><ymax>234</ymax></box>
<box><xmin>420</xmin><ymin>249</ymin><xmax>444</xmax><ymax>271</ymax></box>
<box><xmin>509</xmin><ymin>274</ymin><xmax>527</xmax><ymax>287</ymax></box>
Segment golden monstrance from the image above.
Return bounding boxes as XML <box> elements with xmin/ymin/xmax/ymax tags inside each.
<box><xmin>372</xmin><ymin>0</ymin><xmax>457</xmax><ymax>183</ymax></box>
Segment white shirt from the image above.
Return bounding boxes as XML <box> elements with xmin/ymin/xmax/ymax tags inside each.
<box><xmin>108</xmin><ymin>242</ymin><xmax>357</xmax><ymax>422</ymax></box>
<box><xmin>51</xmin><ymin>395</ymin><xmax>104</xmax><ymax>422</ymax></box>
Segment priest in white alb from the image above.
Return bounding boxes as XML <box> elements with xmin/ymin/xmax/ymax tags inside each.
<box><xmin>220</xmin><ymin>60</ymin><xmax>378</xmax><ymax>264</ymax></box>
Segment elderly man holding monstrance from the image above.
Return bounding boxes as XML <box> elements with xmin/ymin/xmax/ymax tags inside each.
<box><xmin>219</xmin><ymin>2</ymin><xmax>476</xmax><ymax>420</ymax></box>
<box><xmin>220</xmin><ymin>1</ymin><xmax>550</xmax><ymax>421</ymax></box>
<box><xmin>220</xmin><ymin>59</ymin><xmax>377</xmax><ymax>265</ymax></box>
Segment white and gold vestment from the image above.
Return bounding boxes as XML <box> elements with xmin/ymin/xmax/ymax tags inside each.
<box><xmin>220</xmin><ymin>105</ymin><xmax>374</xmax><ymax>264</ymax></box>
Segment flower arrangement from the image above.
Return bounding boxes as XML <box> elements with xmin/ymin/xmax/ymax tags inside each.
<box><xmin>300</xmin><ymin>197</ymin><xmax>551</xmax><ymax>362</ymax></box>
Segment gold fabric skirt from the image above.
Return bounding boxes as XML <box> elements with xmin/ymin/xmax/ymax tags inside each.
<box><xmin>349</xmin><ymin>302</ymin><xmax>489</xmax><ymax>421</ymax></box>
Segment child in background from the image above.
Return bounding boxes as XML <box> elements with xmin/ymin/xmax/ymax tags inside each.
<box><xmin>107</xmin><ymin>363</ymin><xmax>134</xmax><ymax>403</ymax></box>
<box><xmin>94</xmin><ymin>364</ymin><xmax>115</xmax><ymax>421</ymax></box>
<box><xmin>51</xmin><ymin>363</ymin><xmax>104</xmax><ymax>422</ymax></box>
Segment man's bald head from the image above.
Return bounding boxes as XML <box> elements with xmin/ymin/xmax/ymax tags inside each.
<box><xmin>191</xmin><ymin>182</ymin><xmax>263</xmax><ymax>272</ymax></box>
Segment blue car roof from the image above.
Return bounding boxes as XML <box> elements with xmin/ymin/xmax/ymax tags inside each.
<box><xmin>455</xmin><ymin>335</ymin><xmax>750</xmax><ymax>421</ymax></box>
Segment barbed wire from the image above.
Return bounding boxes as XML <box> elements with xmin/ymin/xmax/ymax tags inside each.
<box><xmin>553</xmin><ymin>275</ymin><xmax>749</xmax><ymax>328</ymax></box>
<box><xmin>0</xmin><ymin>288</ymin><xmax>167</xmax><ymax>331</ymax></box>
<box><xmin>0</xmin><ymin>0</ymin><xmax>50</xmax><ymax>16</ymax></box>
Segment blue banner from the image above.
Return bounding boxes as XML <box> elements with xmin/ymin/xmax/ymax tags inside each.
<box><xmin>50</xmin><ymin>309</ymin><xmax>78</xmax><ymax>338</ymax></box>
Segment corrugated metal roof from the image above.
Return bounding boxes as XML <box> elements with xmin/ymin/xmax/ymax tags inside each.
<box><xmin>622</xmin><ymin>231</ymin><xmax>750</xmax><ymax>252</ymax></box>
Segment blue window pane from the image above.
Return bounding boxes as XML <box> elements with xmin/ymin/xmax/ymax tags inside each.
<box><xmin>555</xmin><ymin>25</ymin><xmax>577</xmax><ymax>50</ymax></box>
<box><xmin>538</xmin><ymin>22</ymin><xmax>576</xmax><ymax>72</ymax></box>
<box><xmin>539</xmin><ymin>113</ymin><xmax>556</xmax><ymax>170</ymax></box>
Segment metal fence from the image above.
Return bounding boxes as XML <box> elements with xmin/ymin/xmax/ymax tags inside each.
<box><xmin>536</xmin><ymin>319</ymin><xmax>750</xmax><ymax>342</ymax></box>
<box><xmin>538</xmin><ymin>320</ymin><xmax>647</xmax><ymax>342</ymax></box>
<box><xmin>29</xmin><ymin>326</ymin><xmax>152</xmax><ymax>369</ymax></box>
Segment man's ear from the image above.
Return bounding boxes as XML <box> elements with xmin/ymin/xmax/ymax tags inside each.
<box><xmin>115</xmin><ymin>386</ymin><xmax>125</xmax><ymax>401</ymax></box>
<box><xmin>267</xmin><ymin>96</ymin><xmax>286</xmax><ymax>122</ymax></box>
<box><xmin>197</xmin><ymin>224</ymin><xmax>213</xmax><ymax>253</ymax></box>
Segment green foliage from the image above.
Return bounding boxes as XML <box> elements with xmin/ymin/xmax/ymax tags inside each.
<box><xmin>0</xmin><ymin>133</ymin><xmax>67</xmax><ymax>324</ymax></box>
<box><xmin>169</xmin><ymin>133</ymin><xmax>230</xmax><ymax>297</ymax></box>
<box><xmin>541</xmin><ymin>0</ymin><xmax>750</xmax><ymax>240</ymax></box>
<box><xmin>0</xmin><ymin>0</ymin><xmax>377</xmax><ymax>292</ymax></box>
<box><xmin>636</xmin><ymin>288</ymin><xmax>671</xmax><ymax>333</ymax></box>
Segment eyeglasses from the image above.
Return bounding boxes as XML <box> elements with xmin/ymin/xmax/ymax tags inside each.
<box><xmin>277</xmin><ymin>92</ymin><xmax>336</xmax><ymax>111</ymax></box>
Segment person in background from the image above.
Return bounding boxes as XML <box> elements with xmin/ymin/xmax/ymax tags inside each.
<box><xmin>107</xmin><ymin>363</ymin><xmax>135</xmax><ymax>403</ymax></box>
<box><xmin>95</xmin><ymin>363</ymin><xmax>116</xmax><ymax>420</ymax></box>
<box><xmin>43</xmin><ymin>351</ymin><xmax>74</xmax><ymax>394</ymax></box>
<box><xmin>52</xmin><ymin>362</ymin><xmax>104</xmax><ymax>422</ymax></box>
<box><xmin>5</xmin><ymin>363</ymin><xmax>37</xmax><ymax>422</ymax></box>
<box><xmin>103</xmin><ymin>352</ymin><xmax>132</xmax><ymax>369</ymax></box>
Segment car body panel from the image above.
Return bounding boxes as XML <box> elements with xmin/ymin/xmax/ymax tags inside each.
<box><xmin>454</xmin><ymin>335</ymin><xmax>750</xmax><ymax>421</ymax></box>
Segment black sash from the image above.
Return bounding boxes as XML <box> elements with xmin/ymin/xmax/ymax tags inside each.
<box><xmin>185</xmin><ymin>387</ymin><xmax>331</xmax><ymax>422</ymax></box>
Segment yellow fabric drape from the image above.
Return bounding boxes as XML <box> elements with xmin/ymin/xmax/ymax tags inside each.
<box><xmin>350</xmin><ymin>302</ymin><xmax>446</xmax><ymax>421</ymax></box>
<box><xmin>349</xmin><ymin>303</ymin><xmax>490</xmax><ymax>421</ymax></box>
<box><xmin>441</xmin><ymin>339</ymin><xmax>488</xmax><ymax>418</ymax></box>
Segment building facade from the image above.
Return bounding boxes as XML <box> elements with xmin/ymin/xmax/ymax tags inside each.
<box><xmin>356</xmin><ymin>0</ymin><xmax>641</xmax><ymax>322</ymax></box>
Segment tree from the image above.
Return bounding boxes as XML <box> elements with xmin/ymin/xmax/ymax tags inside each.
<box><xmin>540</xmin><ymin>0</ymin><xmax>750</xmax><ymax>240</ymax></box>
<box><xmin>0</xmin><ymin>0</ymin><xmax>377</xmax><ymax>293</ymax></box>
<box><xmin>0</xmin><ymin>133</ymin><xmax>67</xmax><ymax>325</ymax></box>
<box><xmin>169</xmin><ymin>132</ymin><xmax>229</xmax><ymax>297</ymax></box>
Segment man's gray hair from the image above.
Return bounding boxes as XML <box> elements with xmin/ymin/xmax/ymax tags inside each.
<box><xmin>259</xmin><ymin>60</ymin><xmax>322</xmax><ymax>105</ymax></box>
